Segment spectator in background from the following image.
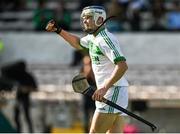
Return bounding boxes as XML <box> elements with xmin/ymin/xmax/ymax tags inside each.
<box><xmin>55</xmin><ymin>0</ymin><xmax>80</xmax><ymax>67</ymax></box>
<box><xmin>0</xmin><ymin>0</ymin><xmax>26</xmax><ymax>12</ymax></box>
<box><xmin>148</xmin><ymin>16</ymin><xmax>167</xmax><ymax>31</ymax></box>
<box><xmin>33</xmin><ymin>0</ymin><xmax>54</xmax><ymax>31</ymax></box>
<box><xmin>1</xmin><ymin>60</ymin><xmax>38</xmax><ymax>133</ymax></box>
<box><xmin>79</xmin><ymin>0</ymin><xmax>105</xmax><ymax>10</ymax></box>
<box><xmin>106</xmin><ymin>0</ymin><xmax>126</xmax><ymax>32</ymax></box>
<box><xmin>147</xmin><ymin>0</ymin><xmax>167</xmax><ymax>31</ymax></box>
<box><xmin>166</xmin><ymin>0</ymin><xmax>180</xmax><ymax>31</ymax></box>
<box><xmin>0</xmin><ymin>0</ymin><xmax>7</xmax><ymax>12</ymax></box>
<box><xmin>80</xmin><ymin>55</ymin><xmax>96</xmax><ymax>133</ymax></box>
<box><xmin>117</xmin><ymin>0</ymin><xmax>129</xmax><ymax>17</ymax></box>
<box><xmin>127</xmin><ymin>0</ymin><xmax>143</xmax><ymax>31</ymax></box>
<box><xmin>11</xmin><ymin>0</ymin><xmax>26</xmax><ymax>11</ymax></box>
<box><xmin>150</xmin><ymin>0</ymin><xmax>166</xmax><ymax>19</ymax></box>
<box><xmin>55</xmin><ymin>1</ymin><xmax>72</xmax><ymax>30</ymax></box>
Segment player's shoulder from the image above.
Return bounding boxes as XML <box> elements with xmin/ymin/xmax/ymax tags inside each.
<box><xmin>81</xmin><ymin>34</ymin><xmax>93</xmax><ymax>43</ymax></box>
<box><xmin>100</xmin><ymin>28</ymin><xmax>117</xmax><ymax>38</ymax></box>
<box><xmin>97</xmin><ymin>29</ymin><xmax>118</xmax><ymax>45</ymax></box>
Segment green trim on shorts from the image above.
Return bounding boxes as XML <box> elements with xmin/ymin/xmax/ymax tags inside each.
<box><xmin>108</xmin><ymin>86</ymin><xmax>120</xmax><ymax>113</ymax></box>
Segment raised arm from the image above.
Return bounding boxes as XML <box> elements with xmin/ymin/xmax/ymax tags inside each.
<box><xmin>45</xmin><ymin>20</ymin><xmax>82</xmax><ymax>50</ymax></box>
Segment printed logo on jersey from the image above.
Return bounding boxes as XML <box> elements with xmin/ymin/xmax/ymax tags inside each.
<box><xmin>88</xmin><ymin>41</ymin><xmax>103</xmax><ymax>65</ymax></box>
<box><xmin>91</xmin><ymin>55</ymin><xmax>100</xmax><ymax>64</ymax></box>
<box><xmin>89</xmin><ymin>41</ymin><xmax>103</xmax><ymax>55</ymax></box>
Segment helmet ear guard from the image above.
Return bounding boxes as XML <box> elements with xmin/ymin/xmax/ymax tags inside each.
<box><xmin>93</xmin><ymin>8</ymin><xmax>106</xmax><ymax>26</ymax></box>
<box><xmin>96</xmin><ymin>16</ymin><xmax>104</xmax><ymax>26</ymax></box>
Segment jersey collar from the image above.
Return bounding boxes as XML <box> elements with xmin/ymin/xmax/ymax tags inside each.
<box><xmin>93</xmin><ymin>26</ymin><xmax>105</xmax><ymax>37</ymax></box>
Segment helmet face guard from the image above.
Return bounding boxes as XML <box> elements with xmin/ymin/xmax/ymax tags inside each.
<box><xmin>80</xmin><ymin>6</ymin><xmax>106</xmax><ymax>34</ymax></box>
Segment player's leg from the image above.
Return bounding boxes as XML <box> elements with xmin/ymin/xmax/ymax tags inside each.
<box><xmin>107</xmin><ymin>115</ymin><xmax>125</xmax><ymax>133</ymax></box>
<box><xmin>89</xmin><ymin>111</ymin><xmax>119</xmax><ymax>133</ymax></box>
<box><xmin>106</xmin><ymin>86</ymin><xmax>128</xmax><ymax>133</ymax></box>
<box><xmin>89</xmin><ymin>86</ymin><xmax>128</xmax><ymax>133</ymax></box>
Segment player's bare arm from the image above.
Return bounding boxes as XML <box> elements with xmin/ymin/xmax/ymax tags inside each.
<box><xmin>104</xmin><ymin>61</ymin><xmax>128</xmax><ymax>89</ymax></box>
<box><xmin>92</xmin><ymin>61</ymin><xmax>128</xmax><ymax>101</ymax></box>
<box><xmin>46</xmin><ymin>20</ymin><xmax>82</xmax><ymax>50</ymax></box>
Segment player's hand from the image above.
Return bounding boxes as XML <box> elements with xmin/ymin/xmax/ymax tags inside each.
<box><xmin>92</xmin><ymin>87</ymin><xmax>108</xmax><ymax>102</ymax></box>
<box><xmin>45</xmin><ymin>19</ymin><xmax>57</xmax><ymax>32</ymax></box>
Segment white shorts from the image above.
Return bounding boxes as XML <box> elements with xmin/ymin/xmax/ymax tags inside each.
<box><xmin>95</xmin><ymin>86</ymin><xmax>128</xmax><ymax>115</ymax></box>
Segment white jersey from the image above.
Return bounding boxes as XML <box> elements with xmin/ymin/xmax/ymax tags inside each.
<box><xmin>80</xmin><ymin>28</ymin><xmax>129</xmax><ymax>88</ymax></box>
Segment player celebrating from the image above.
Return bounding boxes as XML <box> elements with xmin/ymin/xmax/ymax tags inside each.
<box><xmin>46</xmin><ymin>5</ymin><xmax>129</xmax><ymax>133</ymax></box>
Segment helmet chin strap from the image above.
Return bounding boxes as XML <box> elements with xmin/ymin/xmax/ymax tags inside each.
<box><xmin>86</xmin><ymin>16</ymin><xmax>116</xmax><ymax>34</ymax></box>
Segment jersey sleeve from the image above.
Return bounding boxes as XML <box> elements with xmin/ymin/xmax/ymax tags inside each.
<box><xmin>99</xmin><ymin>34</ymin><xmax>126</xmax><ymax>64</ymax></box>
<box><xmin>80</xmin><ymin>35</ymin><xmax>89</xmax><ymax>50</ymax></box>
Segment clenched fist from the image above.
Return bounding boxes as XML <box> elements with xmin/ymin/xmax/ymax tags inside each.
<box><xmin>45</xmin><ymin>19</ymin><xmax>62</xmax><ymax>34</ymax></box>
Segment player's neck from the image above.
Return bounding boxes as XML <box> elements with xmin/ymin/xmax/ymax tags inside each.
<box><xmin>93</xmin><ymin>26</ymin><xmax>105</xmax><ymax>37</ymax></box>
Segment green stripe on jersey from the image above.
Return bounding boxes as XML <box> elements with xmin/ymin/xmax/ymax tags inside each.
<box><xmin>100</xmin><ymin>31</ymin><xmax>121</xmax><ymax>58</ymax></box>
<box><xmin>100</xmin><ymin>32</ymin><xmax>119</xmax><ymax>58</ymax></box>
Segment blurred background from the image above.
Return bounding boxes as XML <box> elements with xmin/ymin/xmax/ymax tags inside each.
<box><xmin>0</xmin><ymin>0</ymin><xmax>180</xmax><ymax>133</ymax></box>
